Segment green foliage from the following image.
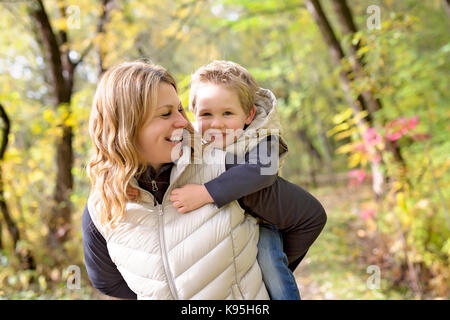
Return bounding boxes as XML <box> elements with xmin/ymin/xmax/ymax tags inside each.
<box><xmin>0</xmin><ymin>0</ymin><xmax>448</xmax><ymax>299</ymax></box>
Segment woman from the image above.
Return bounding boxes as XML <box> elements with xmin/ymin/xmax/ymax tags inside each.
<box><xmin>82</xmin><ymin>61</ymin><xmax>327</xmax><ymax>299</ymax></box>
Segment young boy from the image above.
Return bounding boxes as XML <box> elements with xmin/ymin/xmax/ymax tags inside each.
<box><xmin>128</xmin><ymin>61</ymin><xmax>327</xmax><ymax>299</ymax></box>
<box><xmin>173</xmin><ymin>60</ymin><xmax>328</xmax><ymax>300</ymax></box>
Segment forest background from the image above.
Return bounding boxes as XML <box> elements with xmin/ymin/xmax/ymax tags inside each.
<box><xmin>0</xmin><ymin>0</ymin><xmax>449</xmax><ymax>299</ymax></box>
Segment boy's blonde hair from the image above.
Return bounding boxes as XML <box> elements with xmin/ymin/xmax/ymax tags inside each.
<box><xmin>87</xmin><ymin>61</ymin><xmax>194</xmax><ymax>228</ymax></box>
<box><xmin>189</xmin><ymin>60</ymin><xmax>259</xmax><ymax>115</ymax></box>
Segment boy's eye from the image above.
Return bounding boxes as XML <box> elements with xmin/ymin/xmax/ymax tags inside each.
<box><xmin>200</xmin><ymin>112</ymin><xmax>211</xmax><ymax>116</ymax></box>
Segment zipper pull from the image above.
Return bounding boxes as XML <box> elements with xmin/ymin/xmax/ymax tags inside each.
<box><xmin>151</xmin><ymin>180</ymin><xmax>158</xmax><ymax>191</ymax></box>
<box><xmin>158</xmin><ymin>204</ymin><xmax>164</xmax><ymax>216</ymax></box>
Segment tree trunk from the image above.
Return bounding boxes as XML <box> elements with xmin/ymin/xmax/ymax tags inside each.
<box><xmin>331</xmin><ymin>0</ymin><xmax>382</xmax><ymax>116</ymax></box>
<box><xmin>328</xmin><ymin>0</ymin><xmax>420</xmax><ymax>293</ymax></box>
<box><xmin>332</xmin><ymin>0</ymin><xmax>407</xmax><ymax>177</ymax></box>
<box><xmin>96</xmin><ymin>0</ymin><xmax>114</xmax><ymax>75</ymax></box>
<box><xmin>29</xmin><ymin>0</ymin><xmax>74</xmax><ymax>248</ymax></box>
<box><xmin>296</xmin><ymin>128</ymin><xmax>323</xmax><ymax>164</ymax></box>
<box><xmin>296</xmin><ymin>128</ymin><xmax>321</xmax><ymax>188</ymax></box>
<box><xmin>29</xmin><ymin>0</ymin><xmax>115</xmax><ymax>248</ymax></box>
<box><xmin>48</xmin><ymin>125</ymin><xmax>74</xmax><ymax>247</ymax></box>
<box><xmin>312</xmin><ymin>106</ymin><xmax>336</xmax><ymax>184</ymax></box>
<box><xmin>444</xmin><ymin>0</ymin><xmax>450</xmax><ymax>19</ymax></box>
<box><xmin>0</xmin><ymin>103</ymin><xmax>36</xmax><ymax>269</ymax></box>
<box><xmin>306</xmin><ymin>0</ymin><xmax>384</xmax><ymax>197</ymax></box>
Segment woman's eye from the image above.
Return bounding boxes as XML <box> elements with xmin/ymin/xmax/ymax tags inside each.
<box><xmin>161</xmin><ymin>111</ymin><xmax>171</xmax><ymax>117</ymax></box>
<box><xmin>224</xmin><ymin>111</ymin><xmax>233</xmax><ymax>115</ymax></box>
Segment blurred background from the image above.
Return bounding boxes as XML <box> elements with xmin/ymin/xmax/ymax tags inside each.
<box><xmin>0</xmin><ymin>0</ymin><xmax>448</xmax><ymax>299</ymax></box>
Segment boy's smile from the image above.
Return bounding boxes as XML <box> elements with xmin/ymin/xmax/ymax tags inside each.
<box><xmin>194</xmin><ymin>83</ymin><xmax>255</xmax><ymax>148</ymax></box>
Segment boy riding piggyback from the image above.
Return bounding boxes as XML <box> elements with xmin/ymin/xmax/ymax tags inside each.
<box><xmin>167</xmin><ymin>60</ymin><xmax>327</xmax><ymax>299</ymax></box>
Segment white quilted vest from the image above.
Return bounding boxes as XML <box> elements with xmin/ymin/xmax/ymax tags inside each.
<box><xmin>87</xmin><ymin>146</ymin><xmax>269</xmax><ymax>300</ymax></box>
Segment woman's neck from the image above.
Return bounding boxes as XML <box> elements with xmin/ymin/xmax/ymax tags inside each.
<box><xmin>149</xmin><ymin>164</ymin><xmax>162</xmax><ymax>173</ymax></box>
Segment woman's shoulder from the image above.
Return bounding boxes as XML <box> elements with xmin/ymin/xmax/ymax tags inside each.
<box><xmin>87</xmin><ymin>194</ymin><xmax>157</xmax><ymax>237</ymax></box>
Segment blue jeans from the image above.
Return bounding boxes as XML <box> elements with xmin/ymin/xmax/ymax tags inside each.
<box><xmin>257</xmin><ymin>223</ymin><xmax>301</xmax><ymax>300</ymax></box>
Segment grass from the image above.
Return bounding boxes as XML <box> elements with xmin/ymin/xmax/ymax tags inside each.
<box><xmin>294</xmin><ymin>183</ymin><xmax>415</xmax><ymax>300</ymax></box>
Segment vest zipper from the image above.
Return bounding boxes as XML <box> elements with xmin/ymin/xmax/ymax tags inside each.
<box><xmin>151</xmin><ymin>180</ymin><xmax>158</xmax><ymax>191</ymax></box>
<box><xmin>157</xmin><ymin>204</ymin><xmax>179</xmax><ymax>300</ymax></box>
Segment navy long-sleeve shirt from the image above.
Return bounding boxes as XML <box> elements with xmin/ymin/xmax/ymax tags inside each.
<box><xmin>82</xmin><ymin>137</ymin><xmax>326</xmax><ymax>299</ymax></box>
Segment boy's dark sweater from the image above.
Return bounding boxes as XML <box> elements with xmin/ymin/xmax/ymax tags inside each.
<box><xmin>82</xmin><ymin>138</ymin><xmax>327</xmax><ymax>299</ymax></box>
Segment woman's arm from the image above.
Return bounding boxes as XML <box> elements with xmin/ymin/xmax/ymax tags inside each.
<box><xmin>82</xmin><ymin>205</ymin><xmax>137</xmax><ymax>299</ymax></box>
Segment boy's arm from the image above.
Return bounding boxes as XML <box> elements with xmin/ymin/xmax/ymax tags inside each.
<box><xmin>204</xmin><ymin>136</ymin><xmax>279</xmax><ymax>208</ymax></box>
<box><xmin>237</xmin><ymin>176</ymin><xmax>327</xmax><ymax>272</ymax></box>
<box><xmin>82</xmin><ymin>205</ymin><xmax>137</xmax><ymax>299</ymax></box>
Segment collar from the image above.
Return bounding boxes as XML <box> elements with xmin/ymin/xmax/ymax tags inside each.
<box><xmin>136</xmin><ymin>162</ymin><xmax>174</xmax><ymax>182</ymax></box>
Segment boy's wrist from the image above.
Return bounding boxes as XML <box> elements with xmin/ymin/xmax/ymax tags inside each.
<box><xmin>201</xmin><ymin>184</ymin><xmax>214</xmax><ymax>204</ymax></box>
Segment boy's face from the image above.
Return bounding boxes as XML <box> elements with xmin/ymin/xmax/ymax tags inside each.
<box><xmin>194</xmin><ymin>83</ymin><xmax>255</xmax><ymax>148</ymax></box>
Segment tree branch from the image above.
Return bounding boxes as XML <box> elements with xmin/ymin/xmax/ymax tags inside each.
<box><xmin>444</xmin><ymin>0</ymin><xmax>450</xmax><ymax>19</ymax></box>
<box><xmin>95</xmin><ymin>0</ymin><xmax>114</xmax><ymax>74</ymax></box>
<box><xmin>28</xmin><ymin>0</ymin><xmax>69</xmax><ymax>103</ymax></box>
<box><xmin>0</xmin><ymin>103</ymin><xmax>10</xmax><ymax>160</ymax></box>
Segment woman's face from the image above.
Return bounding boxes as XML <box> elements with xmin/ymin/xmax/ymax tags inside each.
<box><xmin>137</xmin><ymin>82</ymin><xmax>188</xmax><ymax>171</ymax></box>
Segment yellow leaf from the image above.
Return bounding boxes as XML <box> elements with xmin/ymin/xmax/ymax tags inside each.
<box><xmin>52</xmin><ymin>17</ymin><xmax>67</xmax><ymax>32</ymax></box>
<box><xmin>31</xmin><ymin>122</ymin><xmax>42</xmax><ymax>135</ymax></box>
<box><xmin>327</xmin><ymin>123</ymin><xmax>350</xmax><ymax>137</ymax></box>
<box><xmin>43</xmin><ymin>109</ymin><xmax>54</xmax><ymax>123</ymax></box>
<box><xmin>357</xmin><ymin>46</ymin><xmax>369</xmax><ymax>56</ymax></box>
<box><xmin>336</xmin><ymin>143</ymin><xmax>354</xmax><ymax>154</ymax></box>
<box><xmin>334</xmin><ymin>128</ymin><xmax>355</xmax><ymax>140</ymax></box>
<box><xmin>396</xmin><ymin>192</ymin><xmax>406</xmax><ymax>209</ymax></box>
<box><xmin>332</xmin><ymin>108</ymin><xmax>353</xmax><ymax>124</ymax></box>
<box><xmin>64</xmin><ymin>114</ymin><xmax>76</xmax><ymax>127</ymax></box>
<box><xmin>361</xmin><ymin>156</ymin><xmax>368</xmax><ymax>166</ymax></box>
<box><xmin>392</xmin><ymin>181</ymin><xmax>403</xmax><ymax>192</ymax></box>
<box><xmin>351</xmin><ymin>110</ymin><xmax>369</xmax><ymax>124</ymax></box>
<box><xmin>27</xmin><ymin>159</ymin><xmax>36</xmax><ymax>168</ymax></box>
<box><xmin>348</xmin><ymin>153</ymin><xmax>361</xmax><ymax>168</ymax></box>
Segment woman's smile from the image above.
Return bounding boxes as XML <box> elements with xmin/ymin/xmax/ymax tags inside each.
<box><xmin>165</xmin><ymin>135</ymin><xmax>183</xmax><ymax>146</ymax></box>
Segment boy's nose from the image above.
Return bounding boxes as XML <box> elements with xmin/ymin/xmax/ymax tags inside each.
<box><xmin>211</xmin><ymin>118</ymin><xmax>225</xmax><ymax>129</ymax></box>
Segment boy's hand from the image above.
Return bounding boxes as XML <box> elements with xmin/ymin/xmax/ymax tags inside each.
<box><xmin>170</xmin><ymin>184</ymin><xmax>214</xmax><ymax>214</ymax></box>
<box><xmin>126</xmin><ymin>185</ymin><xmax>140</xmax><ymax>200</ymax></box>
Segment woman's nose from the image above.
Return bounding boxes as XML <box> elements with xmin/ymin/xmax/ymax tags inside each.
<box><xmin>173</xmin><ymin>111</ymin><xmax>188</xmax><ymax>128</ymax></box>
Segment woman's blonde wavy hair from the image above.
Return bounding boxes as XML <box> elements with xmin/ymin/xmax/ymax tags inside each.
<box><xmin>87</xmin><ymin>61</ymin><xmax>194</xmax><ymax>228</ymax></box>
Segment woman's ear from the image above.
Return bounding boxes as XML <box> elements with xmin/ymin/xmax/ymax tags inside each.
<box><xmin>245</xmin><ymin>105</ymin><xmax>256</xmax><ymax>125</ymax></box>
